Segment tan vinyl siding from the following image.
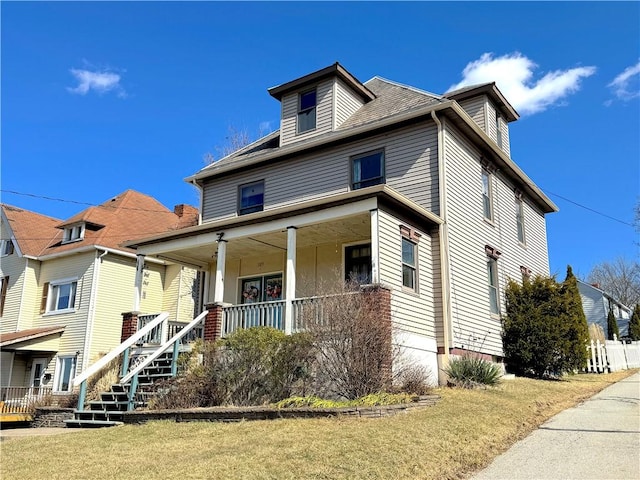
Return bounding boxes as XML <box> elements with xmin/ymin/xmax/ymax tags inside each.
<box><xmin>444</xmin><ymin>122</ymin><xmax>550</xmax><ymax>356</ymax></box>
<box><xmin>458</xmin><ymin>96</ymin><xmax>487</xmax><ymax>132</ymax></box>
<box><xmin>18</xmin><ymin>260</ymin><xmax>41</xmax><ymax>331</ymax></box>
<box><xmin>7</xmin><ymin>354</ymin><xmax>28</xmax><ymax>387</ymax></box>
<box><xmin>140</xmin><ymin>262</ymin><xmax>165</xmax><ymax>315</ymax></box>
<box><xmin>280</xmin><ymin>79</ymin><xmax>334</xmax><ymax>146</ymax></box>
<box><xmin>202</xmin><ymin>123</ymin><xmax>439</xmax><ymax>221</ymax></box>
<box><xmin>334</xmin><ymin>78</ymin><xmax>365</xmax><ymax>129</ymax></box>
<box><xmin>161</xmin><ymin>264</ymin><xmax>180</xmax><ymax>320</ymax></box>
<box><xmin>35</xmin><ymin>252</ymin><xmax>95</xmax><ymax>372</ymax></box>
<box><xmin>378</xmin><ymin>209</ymin><xmax>437</xmax><ymax>338</ymax></box>
<box><xmin>499</xmin><ymin>114</ymin><xmax>511</xmax><ymax>157</ymax></box>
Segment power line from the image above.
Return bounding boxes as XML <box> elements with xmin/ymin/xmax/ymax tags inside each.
<box><xmin>542</xmin><ymin>189</ymin><xmax>634</xmax><ymax>227</ymax></box>
<box><xmin>0</xmin><ymin>189</ymin><xmax>184</xmax><ymax>214</ymax></box>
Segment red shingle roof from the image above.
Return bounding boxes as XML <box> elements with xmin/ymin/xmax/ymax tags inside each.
<box><xmin>2</xmin><ymin>190</ymin><xmax>199</xmax><ymax>257</ymax></box>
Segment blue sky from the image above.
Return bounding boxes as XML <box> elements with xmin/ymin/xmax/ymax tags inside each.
<box><xmin>2</xmin><ymin>1</ymin><xmax>638</xmax><ymax>279</ymax></box>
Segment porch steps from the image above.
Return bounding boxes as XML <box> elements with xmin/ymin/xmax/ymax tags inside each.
<box><xmin>65</xmin><ymin>353</ymin><xmax>174</xmax><ymax>428</ymax></box>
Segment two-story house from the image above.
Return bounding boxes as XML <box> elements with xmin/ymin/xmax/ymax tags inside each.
<box><xmin>127</xmin><ymin>63</ymin><xmax>558</xmax><ymax>382</ymax></box>
<box><xmin>577</xmin><ymin>280</ymin><xmax>632</xmax><ymax>338</ymax></box>
<box><xmin>0</xmin><ymin>190</ymin><xmax>200</xmax><ymax>398</ymax></box>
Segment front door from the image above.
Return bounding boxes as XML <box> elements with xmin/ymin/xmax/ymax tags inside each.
<box><xmin>29</xmin><ymin>358</ymin><xmax>48</xmax><ymax>395</ymax></box>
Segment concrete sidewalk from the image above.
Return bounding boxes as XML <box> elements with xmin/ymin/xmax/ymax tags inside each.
<box><xmin>472</xmin><ymin>372</ymin><xmax>640</xmax><ymax>480</ymax></box>
<box><xmin>0</xmin><ymin>426</ymin><xmax>86</xmax><ymax>441</ymax></box>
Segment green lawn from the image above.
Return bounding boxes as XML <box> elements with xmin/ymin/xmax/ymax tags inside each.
<box><xmin>1</xmin><ymin>370</ymin><xmax>635</xmax><ymax>480</ymax></box>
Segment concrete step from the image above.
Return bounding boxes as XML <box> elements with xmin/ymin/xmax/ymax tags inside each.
<box><xmin>65</xmin><ymin>419</ymin><xmax>123</xmax><ymax>428</ymax></box>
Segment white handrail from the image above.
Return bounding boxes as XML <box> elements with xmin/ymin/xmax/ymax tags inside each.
<box><xmin>72</xmin><ymin>312</ymin><xmax>170</xmax><ymax>387</ymax></box>
<box><xmin>120</xmin><ymin>310</ymin><xmax>208</xmax><ymax>385</ymax></box>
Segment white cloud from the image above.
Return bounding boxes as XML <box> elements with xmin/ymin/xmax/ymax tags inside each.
<box><xmin>447</xmin><ymin>52</ymin><xmax>596</xmax><ymax>116</ymax></box>
<box><xmin>607</xmin><ymin>61</ymin><xmax>640</xmax><ymax>102</ymax></box>
<box><xmin>67</xmin><ymin>67</ymin><xmax>126</xmax><ymax>98</ymax></box>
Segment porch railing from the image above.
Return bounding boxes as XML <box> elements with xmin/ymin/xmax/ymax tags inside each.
<box><xmin>222</xmin><ymin>301</ymin><xmax>285</xmax><ymax>337</ymax></box>
<box><xmin>168</xmin><ymin>320</ymin><xmax>204</xmax><ymax>344</ymax></box>
<box><xmin>221</xmin><ymin>292</ymin><xmax>359</xmax><ymax>337</ymax></box>
<box><xmin>0</xmin><ymin>386</ymin><xmax>53</xmax><ymax>414</ymax></box>
<box><xmin>138</xmin><ymin>313</ymin><xmax>166</xmax><ymax>345</ymax></box>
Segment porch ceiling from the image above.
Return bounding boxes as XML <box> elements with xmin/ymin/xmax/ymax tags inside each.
<box><xmin>150</xmin><ymin>213</ymin><xmax>370</xmax><ymax>266</ymax></box>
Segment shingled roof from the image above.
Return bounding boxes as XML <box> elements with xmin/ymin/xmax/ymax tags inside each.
<box><xmin>193</xmin><ymin>77</ymin><xmax>445</xmax><ymax>178</ymax></box>
<box><xmin>2</xmin><ymin>190</ymin><xmax>199</xmax><ymax>258</ymax></box>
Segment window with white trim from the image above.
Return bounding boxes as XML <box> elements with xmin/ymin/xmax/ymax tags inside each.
<box><xmin>401</xmin><ymin>237</ymin><xmax>417</xmax><ymax>290</ymax></box>
<box><xmin>352</xmin><ymin>150</ymin><xmax>385</xmax><ymax>190</ymax></box>
<box><xmin>482</xmin><ymin>169</ymin><xmax>493</xmax><ymax>222</ymax></box>
<box><xmin>485</xmin><ymin>245</ymin><xmax>501</xmax><ymax>315</ymax></box>
<box><xmin>1</xmin><ymin>239</ymin><xmax>14</xmax><ymax>256</ymax></box>
<box><xmin>516</xmin><ymin>198</ymin><xmax>525</xmax><ymax>244</ymax></box>
<box><xmin>54</xmin><ymin>355</ymin><xmax>76</xmax><ymax>392</ymax></box>
<box><xmin>297</xmin><ymin>88</ymin><xmax>317</xmax><ymax>133</ymax></box>
<box><xmin>42</xmin><ymin>279</ymin><xmax>78</xmax><ymax>313</ymax></box>
<box><xmin>62</xmin><ymin>224</ymin><xmax>85</xmax><ymax>244</ymax></box>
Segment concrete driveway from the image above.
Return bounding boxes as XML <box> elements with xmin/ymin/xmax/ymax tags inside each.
<box><xmin>472</xmin><ymin>372</ymin><xmax>640</xmax><ymax>480</ymax></box>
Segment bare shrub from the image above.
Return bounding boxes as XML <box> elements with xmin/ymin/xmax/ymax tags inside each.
<box><xmin>300</xmin><ymin>281</ymin><xmax>395</xmax><ymax>400</ymax></box>
<box><xmin>588</xmin><ymin>323</ymin><xmax>606</xmax><ymax>343</ymax></box>
<box><xmin>392</xmin><ymin>363</ymin><xmax>433</xmax><ymax>395</ymax></box>
<box><xmin>84</xmin><ymin>355</ymin><xmax>122</xmax><ymax>405</ymax></box>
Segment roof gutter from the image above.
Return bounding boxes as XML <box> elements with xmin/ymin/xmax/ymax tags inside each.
<box><xmin>24</xmin><ymin>245</ymin><xmax>166</xmax><ymax>264</ymax></box>
<box><xmin>185</xmin><ymin>101</ymin><xmax>456</xmax><ymax>184</ymax></box>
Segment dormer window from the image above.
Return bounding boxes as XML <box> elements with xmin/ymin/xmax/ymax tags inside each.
<box><xmin>297</xmin><ymin>89</ymin><xmax>317</xmax><ymax>134</ymax></box>
<box><xmin>1</xmin><ymin>239</ymin><xmax>14</xmax><ymax>256</ymax></box>
<box><xmin>62</xmin><ymin>224</ymin><xmax>85</xmax><ymax>244</ymax></box>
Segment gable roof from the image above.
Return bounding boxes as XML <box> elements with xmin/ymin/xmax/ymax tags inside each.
<box><xmin>577</xmin><ymin>279</ymin><xmax>633</xmax><ymax>312</ymax></box>
<box><xmin>1</xmin><ymin>204</ymin><xmax>62</xmax><ymax>257</ymax></box>
<box><xmin>2</xmin><ymin>190</ymin><xmax>199</xmax><ymax>258</ymax></box>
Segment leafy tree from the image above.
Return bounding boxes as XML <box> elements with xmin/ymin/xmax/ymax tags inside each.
<box><xmin>587</xmin><ymin>257</ymin><xmax>640</xmax><ymax>307</ymax></box>
<box><xmin>606</xmin><ymin>306</ymin><xmax>620</xmax><ymax>340</ymax></box>
<box><xmin>502</xmin><ymin>267</ymin><xmax>590</xmax><ymax>378</ymax></box>
<box><xmin>629</xmin><ymin>305</ymin><xmax>640</xmax><ymax>341</ymax></box>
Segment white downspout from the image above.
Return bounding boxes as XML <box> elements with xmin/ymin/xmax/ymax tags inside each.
<box><xmin>133</xmin><ymin>254</ymin><xmax>145</xmax><ymax>311</ymax></box>
<box><xmin>431</xmin><ymin>111</ymin><xmax>453</xmax><ymax>368</ymax></box>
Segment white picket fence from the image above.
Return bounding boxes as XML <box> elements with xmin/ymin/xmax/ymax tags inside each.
<box><xmin>586</xmin><ymin>338</ymin><xmax>640</xmax><ymax>373</ymax></box>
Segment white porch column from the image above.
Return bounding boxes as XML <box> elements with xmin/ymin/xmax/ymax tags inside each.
<box><xmin>284</xmin><ymin>226</ymin><xmax>297</xmax><ymax>335</ymax></box>
<box><xmin>133</xmin><ymin>254</ymin><xmax>145</xmax><ymax>311</ymax></box>
<box><xmin>214</xmin><ymin>239</ymin><xmax>227</xmax><ymax>303</ymax></box>
<box><xmin>370</xmin><ymin>209</ymin><xmax>380</xmax><ymax>284</ymax></box>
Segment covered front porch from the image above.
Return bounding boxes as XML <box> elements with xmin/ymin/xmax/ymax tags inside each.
<box><xmin>132</xmin><ymin>195</ymin><xmax>384</xmax><ymax>337</ymax></box>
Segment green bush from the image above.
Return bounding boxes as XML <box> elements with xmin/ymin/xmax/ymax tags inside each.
<box><xmin>502</xmin><ymin>266</ymin><xmax>589</xmax><ymax>378</ymax></box>
<box><xmin>443</xmin><ymin>355</ymin><xmax>502</xmax><ymax>388</ymax></box>
<box><xmin>151</xmin><ymin>327</ymin><xmax>315</xmax><ymax>409</ymax></box>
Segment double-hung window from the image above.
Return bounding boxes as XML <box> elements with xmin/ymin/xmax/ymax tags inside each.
<box><xmin>1</xmin><ymin>239</ymin><xmax>14</xmax><ymax>256</ymax></box>
<box><xmin>482</xmin><ymin>169</ymin><xmax>493</xmax><ymax>222</ymax></box>
<box><xmin>485</xmin><ymin>245</ymin><xmax>501</xmax><ymax>315</ymax></box>
<box><xmin>297</xmin><ymin>89</ymin><xmax>317</xmax><ymax>133</ymax></box>
<box><xmin>238</xmin><ymin>180</ymin><xmax>265</xmax><ymax>215</ymax></box>
<box><xmin>516</xmin><ymin>198</ymin><xmax>525</xmax><ymax>244</ymax></box>
<box><xmin>41</xmin><ymin>279</ymin><xmax>78</xmax><ymax>314</ymax></box>
<box><xmin>401</xmin><ymin>238</ymin><xmax>417</xmax><ymax>290</ymax></box>
<box><xmin>54</xmin><ymin>356</ymin><xmax>76</xmax><ymax>392</ymax></box>
<box><xmin>352</xmin><ymin>150</ymin><xmax>385</xmax><ymax>190</ymax></box>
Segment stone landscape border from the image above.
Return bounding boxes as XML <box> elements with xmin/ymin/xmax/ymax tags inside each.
<box><xmin>122</xmin><ymin>395</ymin><xmax>440</xmax><ymax>424</ymax></box>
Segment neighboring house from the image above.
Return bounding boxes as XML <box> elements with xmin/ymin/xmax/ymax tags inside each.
<box><xmin>0</xmin><ymin>190</ymin><xmax>200</xmax><ymax>396</ymax></box>
<box><xmin>577</xmin><ymin>280</ymin><xmax>632</xmax><ymax>338</ymax></box>
<box><xmin>127</xmin><ymin>63</ymin><xmax>558</xmax><ymax>382</ymax></box>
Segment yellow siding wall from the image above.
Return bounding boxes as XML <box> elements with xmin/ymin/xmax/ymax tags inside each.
<box><xmin>162</xmin><ymin>265</ymin><xmax>198</xmax><ymax>323</ymax></box>
<box><xmin>1</xmin><ymin>352</ymin><xmax>13</xmax><ymax>385</ymax></box>
<box><xmin>34</xmin><ymin>251</ymin><xmax>95</xmax><ymax>378</ymax></box>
